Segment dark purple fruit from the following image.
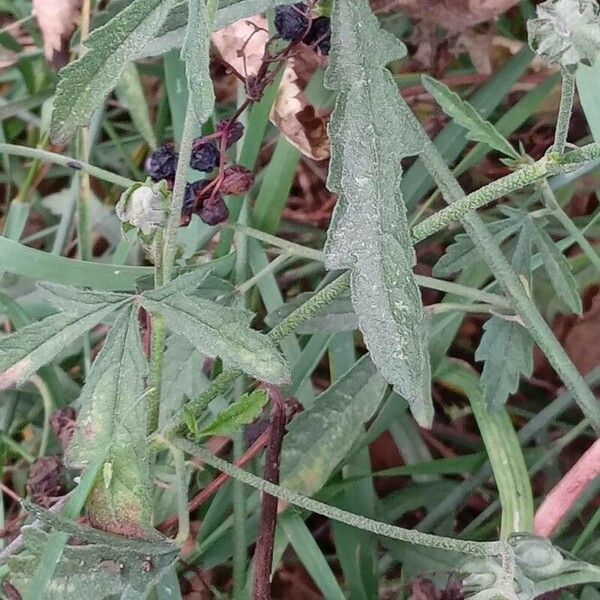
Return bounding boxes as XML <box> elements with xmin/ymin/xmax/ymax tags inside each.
<box><xmin>274</xmin><ymin>3</ymin><xmax>309</xmax><ymax>42</ymax></box>
<box><xmin>181</xmin><ymin>180</ymin><xmax>210</xmax><ymax>226</ymax></box>
<box><xmin>190</xmin><ymin>140</ymin><xmax>219</xmax><ymax>172</ymax></box>
<box><xmin>146</xmin><ymin>143</ymin><xmax>178</xmax><ymax>182</ymax></box>
<box><xmin>200</xmin><ymin>195</ymin><xmax>229</xmax><ymax>226</ymax></box>
<box><xmin>304</xmin><ymin>15</ymin><xmax>331</xmax><ymax>55</ymax></box>
<box><xmin>216</xmin><ymin>120</ymin><xmax>245</xmax><ymax>148</ymax></box>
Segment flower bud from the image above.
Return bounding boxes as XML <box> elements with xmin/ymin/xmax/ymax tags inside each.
<box><xmin>510</xmin><ymin>534</ymin><xmax>564</xmax><ymax>580</ymax></box>
<box><xmin>116</xmin><ymin>180</ymin><xmax>169</xmax><ymax>236</ymax></box>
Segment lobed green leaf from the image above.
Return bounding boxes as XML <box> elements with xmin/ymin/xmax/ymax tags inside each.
<box><xmin>141</xmin><ymin>293</ymin><xmax>290</xmax><ymax>384</ymax></box>
<box><xmin>51</xmin><ymin>0</ymin><xmax>178</xmax><ymax>143</ymax></box>
<box><xmin>66</xmin><ymin>305</ymin><xmax>153</xmax><ymax>538</ymax></box>
<box><xmin>325</xmin><ymin>0</ymin><xmax>432</xmax><ymax>426</ymax></box>
<box><xmin>0</xmin><ymin>296</ymin><xmax>127</xmax><ymax>390</ymax></box>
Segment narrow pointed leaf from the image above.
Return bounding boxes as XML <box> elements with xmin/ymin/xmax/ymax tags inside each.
<box><xmin>0</xmin><ymin>299</ymin><xmax>126</xmax><ymax>390</ymax></box>
<box><xmin>66</xmin><ymin>306</ymin><xmax>153</xmax><ymax>537</ymax></box>
<box><xmin>37</xmin><ymin>282</ymin><xmax>130</xmax><ymax>311</ymax></box>
<box><xmin>280</xmin><ymin>354</ymin><xmax>386</xmax><ymax>496</ymax></box>
<box><xmin>422</xmin><ymin>75</ymin><xmax>520</xmax><ymax>160</ymax></box>
<box><xmin>530</xmin><ymin>220</ymin><xmax>583</xmax><ymax>314</ymax></box>
<box><xmin>141</xmin><ymin>294</ymin><xmax>290</xmax><ymax>384</ymax></box>
<box><xmin>181</xmin><ymin>0</ymin><xmax>216</xmax><ymax>124</ymax></box>
<box><xmin>199</xmin><ymin>389</ymin><xmax>269</xmax><ymax>438</ymax></box>
<box><xmin>115</xmin><ymin>62</ymin><xmax>158</xmax><ymax>149</ymax></box>
<box><xmin>51</xmin><ymin>0</ymin><xmax>178</xmax><ymax>143</ymax></box>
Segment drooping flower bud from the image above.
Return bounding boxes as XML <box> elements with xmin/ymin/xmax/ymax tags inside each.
<box><xmin>221</xmin><ymin>165</ymin><xmax>254</xmax><ymax>196</ymax></box>
<box><xmin>116</xmin><ymin>179</ymin><xmax>169</xmax><ymax>237</ymax></box>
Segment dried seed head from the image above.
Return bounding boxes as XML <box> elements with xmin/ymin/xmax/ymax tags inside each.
<box><xmin>221</xmin><ymin>165</ymin><xmax>254</xmax><ymax>196</ymax></box>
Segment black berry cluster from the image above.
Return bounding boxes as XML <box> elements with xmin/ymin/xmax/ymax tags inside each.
<box><xmin>274</xmin><ymin>3</ymin><xmax>331</xmax><ymax>55</ymax></box>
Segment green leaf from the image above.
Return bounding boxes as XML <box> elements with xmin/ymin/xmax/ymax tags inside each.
<box><xmin>51</xmin><ymin>0</ymin><xmax>178</xmax><ymax>143</ymax></box>
<box><xmin>475</xmin><ymin>220</ymin><xmax>535</xmax><ymax>409</ymax></box>
<box><xmin>115</xmin><ymin>62</ymin><xmax>158</xmax><ymax>149</ymax></box>
<box><xmin>160</xmin><ymin>336</ymin><xmax>209</xmax><ymax>420</ymax></box>
<box><xmin>421</xmin><ymin>76</ymin><xmax>520</xmax><ymax>160</ymax></box>
<box><xmin>66</xmin><ymin>305</ymin><xmax>153</xmax><ymax>537</ymax></box>
<box><xmin>577</xmin><ymin>62</ymin><xmax>600</xmax><ymax>141</ymax></box>
<box><xmin>265</xmin><ymin>291</ymin><xmax>358</xmax><ymax>334</ymax></box>
<box><xmin>8</xmin><ymin>525</ymin><xmax>177</xmax><ymax>599</ymax></box>
<box><xmin>142</xmin><ymin>259</ymin><xmax>228</xmax><ymax>301</ymax></box>
<box><xmin>530</xmin><ymin>220</ymin><xmax>583</xmax><ymax>314</ymax></box>
<box><xmin>325</xmin><ymin>0</ymin><xmax>431</xmax><ymax>426</ymax></box>
<box><xmin>199</xmin><ymin>389</ymin><xmax>269</xmax><ymax>438</ymax></box>
<box><xmin>0</xmin><ymin>295</ymin><xmax>127</xmax><ymax>390</ymax></box>
<box><xmin>181</xmin><ymin>0</ymin><xmax>216</xmax><ymax>124</ymax></box>
<box><xmin>37</xmin><ymin>282</ymin><xmax>130</xmax><ymax>311</ymax></box>
<box><xmin>141</xmin><ymin>293</ymin><xmax>290</xmax><ymax>384</ymax></box>
<box><xmin>527</xmin><ymin>0</ymin><xmax>600</xmax><ymax>73</ymax></box>
<box><xmin>279</xmin><ymin>354</ymin><xmax>387</xmax><ymax>496</ymax></box>
<box><xmin>433</xmin><ymin>209</ymin><xmax>525</xmax><ymax>277</ymax></box>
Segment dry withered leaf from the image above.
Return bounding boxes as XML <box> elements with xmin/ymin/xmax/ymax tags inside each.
<box><xmin>374</xmin><ymin>0</ymin><xmax>520</xmax><ymax>31</ymax></box>
<box><xmin>212</xmin><ymin>16</ymin><xmax>269</xmax><ymax>78</ymax></box>
<box><xmin>270</xmin><ymin>58</ymin><xmax>330</xmax><ymax>161</ymax></box>
<box><xmin>32</xmin><ymin>0</ymin><xmax>81</xmax><ymax>69</ymax></box>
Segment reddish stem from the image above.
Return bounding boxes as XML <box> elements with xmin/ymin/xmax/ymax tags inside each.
<box><xmin>533</xmin><ymin>438</ymin><xmax>600</xmax><ymax>537</ymax></box>
<box><xmin>252</xmin><ymin>388</ymin><xmax>287</xmax><ymax>600</ymax></box>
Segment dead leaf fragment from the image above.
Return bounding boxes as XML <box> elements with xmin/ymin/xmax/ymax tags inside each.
<box><xmin>32</xmin><ymin>0</ymin><xmax>81</xmax><ymax>69</ymax></box>
<box><xmin>270</xmin><ymin>58</ymin><xmax>330</xmax><ymax>161</ymax></box>
<box><xmin>212</xmin><ymin>16</ymin><xmax>269</xmax><ymax>78</ymax></box>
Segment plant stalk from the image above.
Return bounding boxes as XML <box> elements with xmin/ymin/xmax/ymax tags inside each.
<box><xmin>552</xmin><ymin>73</ymin><xmax>575</xmax><ymax>155</ymax></box>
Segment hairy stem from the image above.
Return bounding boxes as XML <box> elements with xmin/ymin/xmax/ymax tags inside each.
<box><xmin>162</xmin><ymin>102</ymin><xmax>198</xmax><ymax>283</ymax></box>
<box><xmin>411</xmin><ymin>141</ymin><xmax>600</xmax><ymax>242</ymax></box>
<box><xmin>171</xmin><ymin>437</ymin><xmax>514</xmax><ymax>567</ymax></box>
<box><xmin>418</xmin><ymin>136</ymin><xmax>600</xmax><ymax>433</ymax></box>
<box><xmin>0</xmin><ymin>144</ymin><xmax>134</xmax><ymax>188</ymax></box>
<box><xmin>552</xmin><ymin>73</ymin><xmax>575</xmax><ymax>155</ymax></box>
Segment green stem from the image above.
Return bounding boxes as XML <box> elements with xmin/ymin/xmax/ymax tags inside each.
<box><xmin>533</xmin><ymin>567</ymin><xmax>600</xmax><ymax>595</ymax></box>
<box><xmin>0</xmin><ymin>143</ymin><xmax>134</xmax><ymax>188</ymax></box>
<box><xmin>30</xmin><ymin>374</ymin><xmax>54</xmax><ymax>458</ymax></box>
<box><xmin>538</xmin><ymin>179</ymin><xmax>600</xmax><ymax>274</ymax></box>
<box><xmin>162</xmin><ymin>102</ymin><xmax>198</xmax><ymax>283</ymax></box>
<box><xmin>159</xmin><ymin>272</ymin><xmax>352</xmax><ymax>438</ymax></box>
<box><xmin>552</xmin><ymin>73</ymin><xmax>575</xmax><ymax>155</ymax></box>
<box><xmin>417</xmin><ymin>136</ymin><xmax>600</xmax><ymax>434</ymax></box>
<box><xmin>411</xmin><ymin>141</ymin><xmax>600</xmax><ymax>243</ymax></box>
<box><xmin>171</xmin><ymin>437</ymin><xmax>514</xmax><ymax>566</ymax></box>
<box><xmin>147</xmin><ymin>229</ymin><xmax>166</xmax><ymax>435</ymax></box>
<box><xmin>13</xmin><ymin>132</ymin><xmax>49</xmax><ymax>204</ymax></box>
<box><xmin>169</xmin><ymin>443</ymin><xmax>190</xmax><ymax>547</ymax></box>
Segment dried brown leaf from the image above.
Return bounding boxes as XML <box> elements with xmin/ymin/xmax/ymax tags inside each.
<box><xmin>211</xmin><ymin>16</ymin><xmax>269</xmax><ymax>78</ymax></box>
<box><xmin>270</xmin><ymin>58</ymin><xmax>330</xmax><ymax>161</ymax></box>
<box><xmin>32</xmin><ymin>0</ymin><xmax>81</xmax><ymax>69</ymax></box>
<box><xmin>375</xmin><ymin>0</ymin><xmax>520</xmax><ymax>31</ymax></box>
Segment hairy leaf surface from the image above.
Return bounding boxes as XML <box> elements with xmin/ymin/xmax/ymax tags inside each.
<box><xmin>51</xmin><ymin>0</ymin><xmax>178</xmax><ymax>143</ymax></box>
<box><xmin>422</xmin><ymin>75</ymin><xmax>520</xmax><ymax>160</ymax></box>
<box><xmin>182</xmin><ymin>0</ymin><xmax>216</xmax><ymax>124</ymax></box>
<box><xmin>160</xmin><ymin>336</ymin><xmax>209</xmax><ymax>421</ymax></box>
<box><xmin>8</xmin><ymin>526</ymin><xmax>177</xmax><ymax>599</ymax></box>
<box><xmin>325</xmin><ymin>0</ymin><xmax>431</xmax><ymax>425</ymax></box>
<box><xmin>475</xmin><ymin>220</ymin><xmax>535</xmax><ymax>408</ymax></box>
<box><xmin>0</xmin><ymin>293</ymin><xmax>126</xmax><ymax>390</ymax></box>
<box><xmin>66</xmin><ymin>306</ymin><xmax>153</xmax><ymax>537</ymax></box>
<box><xmin>280</xmin><ymin>354</ymin><xmax>386</xmax><ymax>496</ymax></box>
<box><xmin>141</xmin><ymin>294</ymin><xmax>290</xmax><ymax>384</ymax></box>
